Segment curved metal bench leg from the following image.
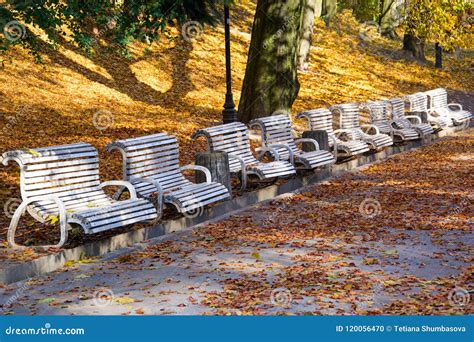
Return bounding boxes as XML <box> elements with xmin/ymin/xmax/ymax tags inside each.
<box><xmin>112</xmin><ymin>185</ymin><xmax>127</xmax><ymax>200</ymax></box>
<box><xmin>151</xmin><ymin>195</ymin><xmax>164</xmax><ymax>224</ymax></box>
<box><xmin>239</xmin><ymin>174</ymin><xmax>247</xmax><ymax>191</ymax></box>
<box><xmin>8</xmin><ymin>200</ymin><xmax>68</xmax><ymax>249</ymax></box>
<box><xmin>238</xmin><ymin>170</ymin><xmax>247</xmax><ymax>191</ymax></box>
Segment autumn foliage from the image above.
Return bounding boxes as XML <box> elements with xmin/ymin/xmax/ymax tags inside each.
<box><xmin>0</xmin><ymin>3</ymin><xmax>473</xmax><ymax>259</ymax></box>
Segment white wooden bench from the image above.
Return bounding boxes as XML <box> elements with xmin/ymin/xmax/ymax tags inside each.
<box><xmin>406</xmin><ymin>92</ymin><xmax>452</xmax><ymax>129</ymax></box>
<box><xmin>1</xmin><ymin>143</ymin><xmax>158</xmax><ymax>249</ymax></box>
<box><xmin>107</xmin><ymin>133</ymin><xmax>231</xmax><ymax>218</ymax></box>
<box><xmin>424</xmin><ymin>88</ymin><xmax>472</xmax><ymax>126</ymax></box>
<box><xmin>297</xmin><ymin>109</ymin><xmax>369</xmax><ymax>158</ymax></box>
<box><xmin>249</xmin><ymin>115</ymin><xmax>335</xmax><ymax>170</ymax></box>
<box><xmin>330</xmin><ymin>103</ymin><xmax>393</xmax><ymax>150</ymax></box>
<box><xmin>389</xmin><ymin>98</ymin><xmax>434</xmax><ymax>137</ymax></box>
<box><xmin>363</xmin><ymin>101</ymin><xmax>419</xmax><ymax>142</ymax></box>
<box><xmin>191</xmin><ymin>122</ymin><xmax>296</xmax><ymax>190</ymax></box>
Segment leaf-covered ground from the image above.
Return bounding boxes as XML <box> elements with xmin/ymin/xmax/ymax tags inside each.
<box><xmin>0</xmin><ymin>129</ymin><xmax>472</xmax><ymax>315</ymax></box>
<box><xmin>1</xmin><ymin>2</ymin><xmax>473</xmax><ymax>260</ymax></box>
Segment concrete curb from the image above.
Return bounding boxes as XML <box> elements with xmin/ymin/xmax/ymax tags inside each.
<box><xmin>0</xmin><ymin>124</ymin><xmax>471</xmax><ymax>284</ymax></box>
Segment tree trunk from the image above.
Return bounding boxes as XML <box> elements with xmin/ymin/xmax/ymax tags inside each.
<box><xmin>435</xmin><ymin>43</ymin><xmax>442</xmax><ymax>69</ymax></box>
<box><xmin>403</xmin><ymin>34</ymin><xmax>426</xmax><ymax>61</ymax></box>
<box><xmin>314</xmin><ymin>0</ymin><xmax>323</xmax><ymax>17</ymax></box>
<box><xmin>297</xmin><ymin>0</ymin><xmax>318</xmax><ymax>71</ymax></box>
<box><xmin>238</xmin><ymin>0</ymin><xmax>304</xmax><ymax>123</ymax></box>
<box><xmin>322</xmin><ymin>0</ymin><xmax>337</xmax><ymax>27</ymax></box>
<box><xmin>379</xmin><ymin>0</ymin><xmax>397</xmax><ymax>38</ymax></box>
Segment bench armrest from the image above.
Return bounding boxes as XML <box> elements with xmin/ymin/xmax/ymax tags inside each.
<box><xmin>360</xmin><ymin>124</ymin><xmax>380</xmax><ymax>135</ymax></box>
<box><xmin>448</xmin><ymin>103</ymin><xmax>462</xmax><ymax>111</ymax></box>
<box><xmin>8</xmin><ymin>195</ymin><xmax>68</xmax><ymax>249</ymax></box>
<box><xmin>181</xmin><ymin>165</ymin><xmax>212</xmax><ymax>183</ymax></box>
<box><xmin>405</xmin><ymin>115</ymin><xmax>422</xmax><ymax>124</ymax></box>
<box><xmin>129</xmin><ymin>177</ymin><xmax>164</xmax><ymax>219</ymax></box>
<box><xmin>255</xmin><ymin>146</ymin><xmax>280</xmax><ymax>161</ymax></box>
<box><xmin>333</xmin><ymin>129</ymin><xmax>356</xmax><ymax>141</ymax></box>
<box><xmin>228</xmin><ymin>154</ymin><xmax>247</xmax><ymax>190</ymax></box>
<box><xmin>295</xmin><ymin>138</ymin><xmax>320</xmax><ymax>151</ymax></box>
<box><xmin>267</xmin><ymin>144</ymin><xmax>294</xmax><ymax>164</ymax></box>
<box><xmin>100</xmin><ymin>181</ymin><xmax>137</xmax><ymax>199</ymax></box>
<box><xmin>328</xmin><ymin>135</ymin><xmax>338</xmax><ymax>159</ymax></box>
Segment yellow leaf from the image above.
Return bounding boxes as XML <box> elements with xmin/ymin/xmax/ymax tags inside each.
<box><xmin>115</xmin><ymin>297</ymin><xmax>135</xmax><ymax>305</ymax></box>
<box><xmin>25</xmin><ymin>149</ymin><xmax>41</xmax><ymax>157</ymax></box>
<box><xmin>46</xmin><ymin>215</ymin><xmax>59</xmax><ymax>225</ymax></box>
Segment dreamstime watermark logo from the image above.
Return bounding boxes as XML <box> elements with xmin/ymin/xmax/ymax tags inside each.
<box><xmin>91</xmin><ymin>14</ymin><xmax>118</xmax><ymax>43</ymax></box>
<box><xmin>3</xmin><ymin>198</ymin><xmax>22</xmax><ymax>219</ymax></box>
<box><xmin>448</xmin><ymin>287</ymin><xmax>470</xmax><ymax>307</ymax></box>
<box><xmin>263</xmin><ymin>196</ymin><xmax>292</xmax><ymax>226</ymax></box>
<box><xmin>268</xmin><ymin>110</ymin><xmax>292</xmax><ymax>130</ymax></box>
<box><xmin>252</xmin><ymin>110</ymin><xmax>292</xmax><ymax>161</ymax></box>
<box><xmin>2</xmin><ymin>104</ymin><xmax>30</xmax><ymax>136</ymax></box>
<box><xmin>3</xmin><ymin>21</ymin><xmax>26</xmax><ymax>42</ymax></box>
<box><xmin>270</xmin><ymin>288</ymin><xmax>292</xmax><ymax>307</ymax></box>
<box><xmin>263</xmin><ymin>14</ymin><xmax>299</xmax><ymax>50</ymax></box>
<box><xmin>359</xmin><ymin>198</ymin><xmax>382</xmax><ymax>219</ymax></box>
<box><xmin>92</xmin><ymin>110</ymin><xmax>115</xmax><ymax>130</ymax></box>
<box><xmin>5</xmin><ymin>322</ymin><xmax>85</xmax><ymax>336</ymax></box>
<box><xmin>182</xmin><ymin>21</ymin><xmax>203</xmax><ymax>42</ymax></box>
<box><xmin>183</xmin><ymin>199</ymin><xmax>204</xmax><ymax>219</ymax></box>
<box><xmin>0</xmin><ymin>278</ymin><xmax>32</xmax><ymax>313</ymax></box>
<box><xmin>451</xmin><ymin>197</ymin><xmax>470</xmax><ymax>215</ymax></box>
<box><xmin>93</xmin><ymin>288</ymin><xmax>114</xmax><ymax>307</ymax></box>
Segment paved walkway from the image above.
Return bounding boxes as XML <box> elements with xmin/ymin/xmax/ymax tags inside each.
<box><xmin>0</xmin><ymin>129</ymin><xmax>472</xmax><ymax>315</ymax></box>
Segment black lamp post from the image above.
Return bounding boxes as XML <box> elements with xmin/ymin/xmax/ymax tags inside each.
<box><xmin>222</xmin><ymin>5</ymin><xmax>238</xmax><ymax>123</ymax></box>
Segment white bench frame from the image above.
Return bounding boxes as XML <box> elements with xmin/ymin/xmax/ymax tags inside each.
<box><xmin>1</xmin><ymin>143</ymin><xmax>158</xmax><ymax>249</ymax></box>
<box><xmin>107</xmin><ymin>133</ymin><xmax>231</xmax><ymax>218</ymax></box>
<box><xmin>249</xmin><ymin>114</ymin><xmax>336</xmax><ymax>170</ymax></box>
<box><xmin>406</xmin><ymin>92</ymin><xmax>452</xmax><ymax>130</ymax></box>
<box><xmin>424</xmin><ymin>88</ymin><xmax>472</xmax><ymax>126</ymax></box>
<box><xmin>330</xmin><ymin>103</ymin><xmax>393</xmax><ymax>150</ymax></box>
<box><xmin>191</xmin><ymin>122</ymin><xmax>296</xmax><ymax>190</ymax></box>
<box><xmin>389</xmin><ymin>98</ymin><xmax>434</xmax><ymax>138</ymax></box>
<box><xmin>297</xmin><ymin>109</ymin><xmax>370</xmax><ymax>158</ymax></box>
<box><xmin>363</xmin><ymin>101</ymin><xmax>420</xmax><ymax>142</ymax></box>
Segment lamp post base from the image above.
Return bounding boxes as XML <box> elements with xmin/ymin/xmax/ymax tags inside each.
<box><xmin>222</xmin><ymin>107</ymin><xmax>238</xmax><ymax>124</ymax></box>
<box><xmin>222</xmin><ymin>93</ymin><xmax>238</xmax><ymax>123</ymax></box>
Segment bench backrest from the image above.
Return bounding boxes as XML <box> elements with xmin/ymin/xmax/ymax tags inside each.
<box><xmin>424</xmin><ymin>88</ymin><xmax>448</xmax><ymax>110</ymax></box>
<box><xmin>406</xmin><ymin>93</ymin><xmax>428</xmax><ymax>112</ymax></box>
<box><xmin>1</xmin><ymin>143</ymin><xmax>103</xmax><ymax>201</ymax></box>
<box><xmin>389</xmin><ymin>98</ymin><xmax>406</xmax><ymax>119</ymax></box>
<box><xmin>107</xmin><ymin>133</ymin><xmax>187</xmax><ymax>191</ymax></box>
<box><xmin>330</xmin><ymin>103</ymin><xmax>361</xmax><ymax>130</ymax></box>
<box><xmin>191</xmin><ymin>122</ymin><xmax>258</xmax><ymax>170</ymax></box>
<box><xmin>250</xmin><ymin>115</ymin><xmax>298</xmax><ymax>153</ymax></box>
<box><xmin>296</xmin><ymin>108</ymin><xmax>335</xmax><ymax>136</ymax></box>
<box><xmin>364</xmin><ymin>101</ymin><xmax>389</xmax><ymax>123</ymax></box>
